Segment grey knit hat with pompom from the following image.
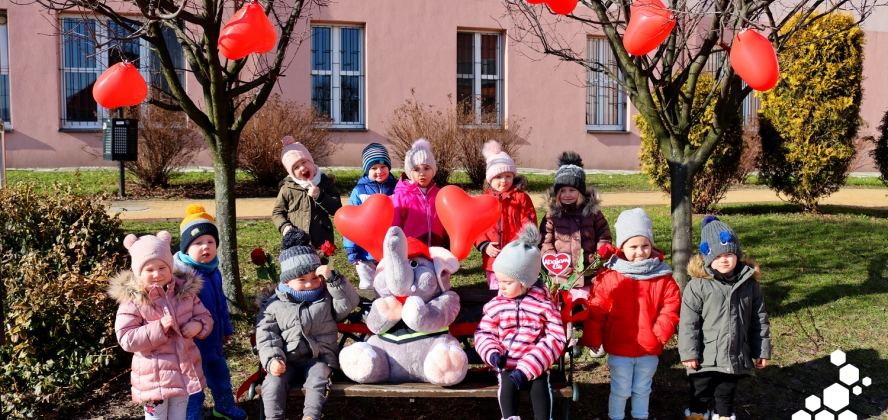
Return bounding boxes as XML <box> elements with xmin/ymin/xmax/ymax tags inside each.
<box><xmin>492</xmin><ymin>224</ymin><xmax>542</xmax><ymax>288</ymax></box>
<box><xmin>553</xmin><ymin>151</ymin><xmax>586</xmax><ymax>193</ymax></box>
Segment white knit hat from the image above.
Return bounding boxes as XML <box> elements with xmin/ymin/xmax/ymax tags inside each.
<box><xmin>483</xmin><ymin>141</ymin><xmax>517</xmax><ymax>182</ymax></box>
<box><xmin>403</xmin><ymin>138</ymin><xmax>437</xmax><ymax>174</ymax></box>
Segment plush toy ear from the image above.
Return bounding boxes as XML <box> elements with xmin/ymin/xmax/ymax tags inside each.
<box><xmin>429</xmin><ymin>247</ymin><xmax>459</xmax><ymax>292</ymax></box>
<box><xmin>123</xmin><ymin>234</ymin><xmax>138</xmax><ymax>250</ymax></box>
<box><xmin>156</xmin><ymin>231</ymin><xmax>173</xmax><ymax>243</ymax></box>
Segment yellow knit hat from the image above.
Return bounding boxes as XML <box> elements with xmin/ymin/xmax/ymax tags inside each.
<box><xmin>180</xmin><ymin>204</ymin><xmax>215</xmax><ymax>230</ymax></box>
<box><xmin>179</xmin><ymin>204</ymin><xmax>219</xmax><ymax>253</ymax></box>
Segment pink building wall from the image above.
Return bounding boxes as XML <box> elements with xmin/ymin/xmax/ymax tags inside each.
<box><xmin>1</xmin><ymin>0</ymin><xmax>885</xmax><ymax>171</ymax></box>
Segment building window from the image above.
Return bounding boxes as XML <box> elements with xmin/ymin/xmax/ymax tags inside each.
<box><xmin>60</xmin><ymin>17</ymin><xmax>184</xmax><ymax>129</ymax></box>
<box><xmin>706</xmin><ymin>50</ymin><xmax>760</xmax><ymax>123</ymax></box>
<box><xmin>587</xmin><ymin>37</ymin><xmax>627</xmax><ymax>131</ymax></box>
<box><xmin>457</xmin><ymin>32</ymin><xmax>503</xmax><ymax>124</ymax></box>
<box><xmin>1</xmin><ymin>12</ymin><xmax>11</xmax><ymax>128</ymax></box>
<box><xmin>311</xmin><ymin>25</ymin><xmax>364</xmax><ymax>128</ymax></box>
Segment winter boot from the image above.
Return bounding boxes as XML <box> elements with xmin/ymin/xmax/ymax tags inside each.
<box><xmin>590</xmin><ymin>346</ymin><xmax>608</xmax><ymax>358</ymax></box>
<box><xmin>211</xmin><ymin>390</ymin><xmax>247</xmax><ymax>420</ymax></box>
<box><xmin>685</xmin><ymin>409</ymin><xmax>711</xmax><ymax>420</ymax></box>
<box><xmin>186</xmin><ymin>392</ymin><xmax>205</xmax><ymax>420</ymax></box>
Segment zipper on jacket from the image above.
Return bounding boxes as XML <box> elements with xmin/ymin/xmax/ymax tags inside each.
<box><xmin>502</xmin><ymin>299</ymin><xmax>523</xmax><ymax>367</ymax></box>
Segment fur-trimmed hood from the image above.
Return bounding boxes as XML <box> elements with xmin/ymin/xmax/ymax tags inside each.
<box><xmin>108</xmin><ymin>267</ymin><xmax>204</xmax><ymax>306</ymax></box>
<box><xmin>543</xmin><ymin>184</ymin><xmax>603</xmax><ymax>218</ymax></box>
<box><xmin>687</xmin><ymin>254</ymin><xmax>761</xmax><ymax>281</ymax></box>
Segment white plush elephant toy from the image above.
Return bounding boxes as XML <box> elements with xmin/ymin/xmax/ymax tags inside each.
<box><xmin>339</xmin><ymin>226</ymin><xmax>468</xmax><ymax>386</ymax></box>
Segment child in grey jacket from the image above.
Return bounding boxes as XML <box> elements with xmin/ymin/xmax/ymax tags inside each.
<box><xmin>678</xmin><ymin>216</ymin><xmax>771</xmax><ymax>420</ymax></box>
<box><xmin>255</xmin><ymin>228</ymin><xmax>360</xmax><ymax>420</ymax></box>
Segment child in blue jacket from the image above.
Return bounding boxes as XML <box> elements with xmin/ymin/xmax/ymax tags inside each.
<box><xmin>175</xmin><ymin>205</ymin><xmax>246</xmax><ymax>420</ymax></box>
<box><xmin>343</xmin><ymin>143</ymin><xmax>398</xmax><ymax>289</ymax></box>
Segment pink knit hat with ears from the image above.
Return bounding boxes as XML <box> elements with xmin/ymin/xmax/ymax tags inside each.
<box><xmin>280</xmin><ymin>135</ymin><xmax>316</xmax><ymax>179</ymax></box>
<box><xmin>483</xmin><ymin>140</ymin><xmax>517</xmax><ymax>182</ymax></box>
<box><xmin>123</xmin><ymin>231</ymin><xmax>174</xmax><ymax>276</ymax></box>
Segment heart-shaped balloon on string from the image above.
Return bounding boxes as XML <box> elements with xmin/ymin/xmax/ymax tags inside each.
<box><xmin>730</xmin><ymin>28</ymin><xmax>780</xmax><ymax>91</ymax></box>
<box><xmin>218</xmin><ymin>2</ymin><xmax>277</xmax><ymax>60</ymax></box>
<box><xmin>623</xmin><ymin>0</ymin><xmax>676</xmax><ymax>56</ymax></box>
<box><xmin>547</xmin><ymin>0</ymin><xmax>579</xmax><ymax>15</ymax></box>
<box><xmin>435</xmin><ymin>186</ymin><xmax>501</xmax><ymax>260</ymax></box>
<box><xmin>333</xmin><ymin>194</ymin><xmax>394</xmax><ymax>261</ymax></box>
<box><xmin>92</xmin><ymin>62</ymin><xmax>148</xmax><ymax>109</ymax></box>
<box><xmin>542</xmin><ymin>253</ymin><xmax>572</xmax><ymax>276</ymax></box>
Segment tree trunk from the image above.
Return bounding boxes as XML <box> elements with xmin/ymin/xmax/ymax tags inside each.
<box><xmin>669</xmin><ymin>160</ymin><xmax>694</xmax><ymax>288</ymax></box>
<box><xmin>213</xmin><ymin>136</ymin><xmax>246</xmax><ymax>313</ymax></box>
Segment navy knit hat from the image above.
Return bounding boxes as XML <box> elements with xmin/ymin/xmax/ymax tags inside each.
<box><xmin>699</xmin><ymin>215</ymin><xmax>743</xmax><ymax>267</ymax></box>
<box><xmin>362</xmin><ymin>143</ymin><xmax>392</xmax><ymax>175</ymax></box>
<box><xmin>279</xmin><ymin>228</ymin><xmax>321</xmax><ymax>283</ymax></box>
<box><xmin>553</xmin><ymin>151</ymin><xmax>586</xmax><ymax>194</ymax></box>
<box><xmin>179</xmin><ymin>204</ymin><xmax>220</xmax><ymax>253</ymax></box>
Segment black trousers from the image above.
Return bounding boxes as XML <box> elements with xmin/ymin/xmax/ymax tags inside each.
<box><xmin>498</xmin><ymin>370</ymin><xmax>551</xmax><ymax>420</ymax></box>
<box><xmin>688</xmin><ymin>372</ymin><xmax>745</xmax><ymax>417</ymax></box>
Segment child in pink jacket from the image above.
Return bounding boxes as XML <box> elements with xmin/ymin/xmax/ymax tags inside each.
<box><xmin>391</xmin><ymin>138</ymin><xmax>447</xmax><ymax>247</ymax></box>
<box><xmin>108</xmin><ymin>231</ymin><xmax>214</xmax><ymax>420</ymax></box>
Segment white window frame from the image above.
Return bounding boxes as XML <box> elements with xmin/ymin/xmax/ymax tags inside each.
<box><xmin>586</xmin><ymin>37</ymin><xmax>628</xmax><ymax>132</ymax></box>
<box><xmin>59</xmin><ymin>16</ymin><xmax>184</xmax><ymax>130</ymax></box>
<box><xmin>310</xmin><ymin>24</ymin><xmax>365</xmax><ymax>129</ymax></box>
<box><xmin>457</xmin><ymin>31</ymin><xmax>503</xmax><ymax>125</ymax></box>
<box><xmin>705</xmin><ymin>50</ymin><xmax>760</xmax><ymax>123</ymax></box>
<box><xmin>0</xmin><ymin>12</ymin><xmax>11</xmax><ymax>130</ymax></box>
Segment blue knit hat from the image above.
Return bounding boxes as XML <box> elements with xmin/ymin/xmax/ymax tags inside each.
<box><xmin>699</xmin><ymin>215</ymin><xmax>742</xmax><ymax>267</ymax></box>
<box><xmin>362</xmin><ymin>143</ymin><xmax>392</xmax><ymax>175</ymax></box>
<box><xmin>279</xmin><ymin>228</ymin><xmax>321</xmax><ymax>282</ymax></box>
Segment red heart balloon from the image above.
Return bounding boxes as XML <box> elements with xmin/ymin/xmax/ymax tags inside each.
<box><xmin>526</xmin><ymin>0</ymin><xmax>547</xmax><ymax>4</ymax></box>
<box><xmin>542</xmin><ymin>252</ymin><xmax>572</xmax><ymax>276</ymax></box>
<box><xmin>219</xmin><ymin>2</ymin><xmax>277</xmax><ymax>60</ymax></box>
<box><xmin>623</xmin><ymin>0</ymin><xmax>676</xmax><ymax>56</ymax></box>
<box><xmin>334</xmin><ymin>194</ymin><xmax>394</xmax><ymax>261</ymax></box>
<box><xmin>730</xmin><ymin>28</ymin><xmax>780</xmax><ymax>91</ymax></box>
<box><xmin>547</xmin><ymin>0</ymin><xmax>579</xmax><ymax>15</ymax></box>
<box><xmin>435</xmin><ymin>186</ymin><xmax>501</xmax><ymax>260</ymax></box>
<box><xmin>92</xmin><ymin>62</ymin><xmax>148</xmax><ymax>109</ymax></box>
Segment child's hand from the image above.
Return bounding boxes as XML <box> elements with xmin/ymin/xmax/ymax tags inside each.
<box><xmin>269</xmin><ymin>359</ymin><xmax>286</xmax><ymax>376</ymax></box>
<box><xmin>485</xmin><ymin>243</ymin><xmax>500</xmax><ymax>258</ymax></box>
<box><xmin>180</xmin><ymin>321</ymin><xmax>202</xmax><ymax>338</ymax></box>
<box><xmin>316</xmin><ymin>265</ymin><xmax>334</xmax><ymax>282</ymax></box>
<box><xmin>755</xmin><ymin>358</ymin><xmax>768</xmax><ymax>369</ymax></box>
<box><xmin>160</xmin><ymin>307</ymin><xmax>174</xmax><ymax>333</ymax></box>
<box><xmin>682</xmin><ymin>359</ymin><xmax>699</xmax><ymax>370</ymax></box>
<box><xmin>307</xmin><ymin>181</ymin><xmax>320</xmax><ymax>199</ymax></box>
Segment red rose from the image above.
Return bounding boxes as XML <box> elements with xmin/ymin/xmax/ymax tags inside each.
<box><xmin>250</xmin><ymin>248</ymin><xmax>267</xmax><ymax>266</ymax></box>
<box><xmin>597</xmin><ymin>243</ymin><xmax>617</xmax><ymax>259</ymax></box>
<box><xmin>319</xmin><ymin>240</ymin><xmax>336</xmax><ymax>257</ymax></box>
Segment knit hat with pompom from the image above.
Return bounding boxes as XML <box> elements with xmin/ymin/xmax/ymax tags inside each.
<box><xmin>699</xmin><ymin>215</ymin><xmax>742</xmax><ymax>267</ymax></box>
<box><xmin>179</xmin><ymin>204</ymin><xmax>219</xmax><ymax>253</ymax></box>
<box><xmin>279</xmin><ymin>227</ymin><xmax>322</xmax><ymax>283</ymax></box>
<box><xmin>553</xmin><ymin>151</ymin><xmax>586</xmax><ymax>194</ymax></box>
<box><xmin>403</xmin><ymin>138</ymin><xmax>437</xmax><ymax>175</ymax></box>
<box><xmin>483</xmin><ymin>140</ymin><xmax>517</xmax><ymax>183</ymax></box>
<box><xmin>124</xmin><ymin>231</ymin><xmax>174</xmax><ymax>276</ymax></box>
<box><xmin>280</xmin><ymin>135</ymin><xmax>316</xmax><ymax>180</ymax></box>
<box><xmin>492</xmin><ymin>224</ymin><xmax>542</xmax><ymax>288</ymax></box>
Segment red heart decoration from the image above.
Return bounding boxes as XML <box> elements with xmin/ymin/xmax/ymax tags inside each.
<box><xmin>92</xmin><ymin>62</ymin><xmax>148</xmax><ymax>109</ymax></box>
<box><xmin>435</xmin><ymin>185</ymin><xmax>501</xmax><ymax>260</ymax></box>
<box><xmin>623</xmin><ymin>0</ymin><xmax>676</xmax><ymax>56</ymax></box>
<box><xmin>730</xmin><ymin>28</ymin><xmax>780</xmax><ymax>91</ymax></box>
<box><xmin>333</xmin><ymin>194</ymin><xmax>394</xmax><ymax>261</ymax></box>
<box><xmin>542</xmin><ymin>253</ymin><xmax>572</xmax><ymax>276</ymax></box>
<box><xmin>547</xmin><ymin>0</ymin><xmax>579</xmax><ymax>15</ymax></box>
<box><xmin>218</xmin><ymin>2</ymin><xmax>277</xmax><ymax>60</ymax></box>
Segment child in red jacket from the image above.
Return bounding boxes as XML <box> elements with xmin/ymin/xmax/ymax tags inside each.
<box><xmin>473</xmin><ymin>141</ymin><xmax>537</xmax><ymax>290</ymax></box>
<box><xmin>475</xmin><ymin>224</ymin><xmax>566</xmax><ymax>420</ymax></box>
<box><xmin>582</xmin><ymin>208</ymin><xmax>681</xmax><ymax>420</ymax></box>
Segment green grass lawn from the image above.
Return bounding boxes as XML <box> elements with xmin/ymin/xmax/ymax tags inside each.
<box><xmin>116</xmin><ymin>204</ymin><xmax>888</xmax><ymax>420</ymax></box>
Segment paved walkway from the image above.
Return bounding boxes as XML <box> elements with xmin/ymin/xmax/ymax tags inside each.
<box><xmin>108</xmin><ymin>188</ymin><xmax>887</xmax><ymax>221</ymax></box>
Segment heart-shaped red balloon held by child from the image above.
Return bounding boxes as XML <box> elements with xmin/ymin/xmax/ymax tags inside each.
<box><xmin>92</xmin><ymin>62</ymin><xmax>148</xmax><ymax>109</ymax></box>
<box><xmin>435</xmin><ymin>186</ymin><xmax>501</xmax><ymax>260</ymax></box>
<box><xmin>542</xmin><ymin>252</ymin><xmax>572</xmax><ymax>277</ymax></box>
<box><xmin>334</xmin><ymin>194</ymin><xmax>394</xmax><ymax>261</ymax></box>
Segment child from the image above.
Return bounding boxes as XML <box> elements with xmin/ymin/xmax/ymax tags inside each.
<box><xmin>582</xmin><ymin>208</ymin><xmax>681</xmax><ymax>420</ymax></box>
<box><xmin>391</xmin><ymin>138</ymin><xmax>447</xmax><ymax>247</ymax></box>
<box><xmin>173</xmin><ymin>205</ymin><xmax>246</xmax><ymax>420</ymax></box>
<box><xmin>539</xmin><ymin>151</ymin><xmax>612</xmax><ymax>297</ymax></box>
<box><xmin>474</xmin><ymin>141</ymin><xmax>538</xmax><ymax>290</ymax></box>
<box><xmin>272</xmin><ymin>135</ymin><xmax>342</xmax><ymax>249</ymax></box>
<box><xmin>343</xmin><ymin>143</ymin><xmax>398</xmax><ymax>289</ymax></box>
<box><xmin>255</xmin><ymin>228</ymin><xmax>360</xmax><ymax>420</ymax></box>
<box><xmin>475</xmin><ymin>224</ymin><xmax>567</xmax><ymax>420</ymax></box>
<box><xmin>108</xmin><ymin>231</ymin><xmax>214</xmax><ymax>420</ymax></box>
<box><xmin>678</xmin><ymin>216</ymin><xmax>771</xmax><ymax>420</ymax></box>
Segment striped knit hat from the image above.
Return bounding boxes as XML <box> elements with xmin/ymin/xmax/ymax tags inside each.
<box><xmin>179</xmin><ymin>204</ymin><xmax>219</xmax><ymax>253</ymax></box>
<box><xmin>362</xmin><ymin>142</ymin><xmax>392</xmax><ymax>175</ymax></box>
<box><xmin>279</xmin><ymin>227</ymin><xmax>321</xmax><ymax>283</ymax></box>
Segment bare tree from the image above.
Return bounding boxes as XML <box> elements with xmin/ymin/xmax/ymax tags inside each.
<box><xmin>25</xmin><ymin>0</ymin><xmax>323</xmax><ymax>310</ymax></box>
<box><xmin>501</xmin><ymin>0</ymin><xmax>882</xmax><ymax>286</ymax></box>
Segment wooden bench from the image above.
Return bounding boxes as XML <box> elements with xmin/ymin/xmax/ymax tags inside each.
<box><xmin>236</xmin><ymin>289</ymin><xmax>578</xmax><ymax>419</ymax></box>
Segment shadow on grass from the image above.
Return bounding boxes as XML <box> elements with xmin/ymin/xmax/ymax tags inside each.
<box><xmin>715</xmin><ymin>203</ymin><xmax>888</xmax><ymax>218</ymax></box>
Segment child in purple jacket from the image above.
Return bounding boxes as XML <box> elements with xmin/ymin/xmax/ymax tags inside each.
<box><xmin>391</xmin><ymin>139</ymin><xmax>447</xmax><ymax>247</ymax></box>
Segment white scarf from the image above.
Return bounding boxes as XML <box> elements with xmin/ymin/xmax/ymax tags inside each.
<box><xmin>290</xmin><ymin>164</ymin><xmax>323</xmax><ymax>188</ymax></box>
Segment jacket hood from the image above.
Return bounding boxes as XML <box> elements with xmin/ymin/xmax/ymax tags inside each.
<box><xmin>108</xmin><ymin>267</ymin><xmax>203</xmax><ymax>306</ymax></box>
<box><xmin>687</xmin><ymin>254</ymin><xmax>761</xmax><ymax>281</ymax></box>
<box><xmin>485</xmin><ymin>175</ymin><xmax>528</xmax><ymax>194</ymax></box>
<box><xmin>544</xmin><ymin>184</ymin><xmax>602</xmax><ymax>217</ymax></box>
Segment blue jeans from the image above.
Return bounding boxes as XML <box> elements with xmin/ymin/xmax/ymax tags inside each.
<box><xmin>607</xmin><ymin>354</ymin><xmax>659</xmax><ymax>420</ymax></box>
